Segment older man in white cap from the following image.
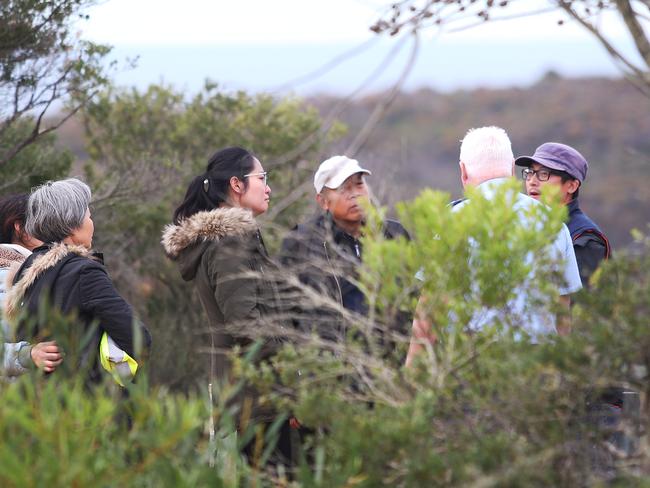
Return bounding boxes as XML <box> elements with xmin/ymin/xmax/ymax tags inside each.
<box><xmin>280</xmin><ymin>155</ymin><xmax>409</xmax><ymax>344</ymax></box>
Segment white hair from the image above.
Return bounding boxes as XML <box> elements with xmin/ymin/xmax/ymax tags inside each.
<box><xmin>26</xmin><ymin>178</ymin><xmax>92</xmax><ymax>243</ymax></box>
<box><xmin>459</xmin><ymin>126</ymin><xmax>514</xmax><ymax>183</ymax></box>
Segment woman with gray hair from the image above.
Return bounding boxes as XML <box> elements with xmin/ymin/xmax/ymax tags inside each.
<box><xmin>4</xmin><ymin>178</ymin><xmax>151</xmax><ymax>383</ymax></box>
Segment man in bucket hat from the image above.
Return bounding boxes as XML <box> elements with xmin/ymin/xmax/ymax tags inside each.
<box><xmin>517</xmin><ymin>143</ymin><xmax>636</xmax><ymax>469</ymax></box>
<box><xmin>516</xmin><ymin>142</ymin><xmax>611</xmax><ymax>286</ymax></box>
<box><xmin>280</xmin><ymin>155</ymin><xmax>409</xmax><ymax>346</ymax></box>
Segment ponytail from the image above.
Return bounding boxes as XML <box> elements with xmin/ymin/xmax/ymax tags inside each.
<box><xmin>173</xmin><ymin>174</ymin><xmax>213</xmax><ymax>224</ymax></box>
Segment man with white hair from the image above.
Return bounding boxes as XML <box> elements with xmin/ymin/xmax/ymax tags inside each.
<box><xmin>406</xmin><ymin>126</ymin><xmax>582</xmax><ymax>365</ymax></box>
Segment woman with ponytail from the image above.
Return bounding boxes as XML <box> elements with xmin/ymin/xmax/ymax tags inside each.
<box><xmin>163</xmin><ymin>146</ymin><xmax>278</xmax><ymax>376</ymax></box>
<box><xmin>162</xmin><ymin>147</ymin><xmax>297</xmax><ymax>463</ymax></box>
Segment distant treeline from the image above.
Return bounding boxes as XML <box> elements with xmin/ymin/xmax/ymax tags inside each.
<box><xmin>317</xmin><ymin>74</ymin><xmax>650</xmax><ymax>248</ymax></box>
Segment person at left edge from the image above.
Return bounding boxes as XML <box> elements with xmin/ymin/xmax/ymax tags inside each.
<box><xmin>4</xmin><ymin>178</ymin><xmax>151</xmax><ymax>383</ymax></box>
<box><xmin>0</xmin><ymin>193</ymin><xmax>62</xmax><ymax>377</ymax></box>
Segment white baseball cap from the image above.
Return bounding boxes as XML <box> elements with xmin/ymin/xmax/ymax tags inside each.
<box><xmin>313</xmin><ymin>155</ymin><xmax>371</xmax><ymax>193</ymax></box>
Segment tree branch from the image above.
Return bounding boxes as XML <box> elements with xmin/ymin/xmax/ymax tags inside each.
<box><xmin>0</xmin><ymin>93</ymin><xmax>93</xmax><ymax>167</ymax></box>
<box><xmin>616</xmin><ymin>0</ymin><xmax>650</xmax><ymax>69</ymax></box>
<box><xmin>346</xmin><ymin>31</ymin><xmax>420</xmax><ymax>156</ymax></box>
<box><xmin>558</xmin><ymin>0</ymin><xmax>648</xmax><ymax>78</ymax></box>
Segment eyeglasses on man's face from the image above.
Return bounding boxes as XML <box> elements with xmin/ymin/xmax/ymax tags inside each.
<box><xmin>521</xmin><ymin>167</ymin><xmax>557</xmax><ymax>182</ymax></box>
<box><xmin>243</xmin><ymin>171</ymin><xmax>269</xmax><ymax>186</ymax></box>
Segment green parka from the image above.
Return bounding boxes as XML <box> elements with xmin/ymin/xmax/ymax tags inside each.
<box><xmin>162</xmin><ymin>207</ymin><xmax>289</xmax><ymax>390</ymax></box>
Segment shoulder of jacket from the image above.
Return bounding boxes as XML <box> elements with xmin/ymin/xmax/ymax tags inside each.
<box><xmin>384</xmin><ymin>219</ymin><xmax>408</xmax><ymax>237</ymax></box>
<box><xmin>573</xmin><ymin>231</ymin><xmax>607</xmax><ymax>248</ymax></box>
<box><xmin>285</xmin><ymin>215</ymin><xmax>326</xmax><ymax>241</ymax></box>
<box><xmin>202</xmin><ymin>231</ymin><xmax>258</xmax><ymax>263</ymax></box>
<box><xmin>75</xmin><ymin>256</ymin><xmax>107</xmax><ymax>274</ymax></box>
<box><xmin>4</xmin><ymin>243</ymin><xmax>95</xmax><ymax>322</ymax></box>
<box><xmin>449</xmin><ymin>198</ymin><xmax>467</xmax><ymax>207</ymax></box>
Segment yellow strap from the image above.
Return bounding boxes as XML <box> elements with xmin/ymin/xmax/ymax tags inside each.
<box><xmin>99</xmin><ymin>332</ymin><xmax>138</xmax><ymax>387</ymax></box>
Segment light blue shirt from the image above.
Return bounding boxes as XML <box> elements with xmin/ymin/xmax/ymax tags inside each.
<box><xmin>1</xmin><ymin>244</ymin><xmax>32</xmax><ymax>377</ymax></box>
<box><xmin>454</xmin><ymin>178</ymin><xmax>582</xmax><ymax>339</ymax></box>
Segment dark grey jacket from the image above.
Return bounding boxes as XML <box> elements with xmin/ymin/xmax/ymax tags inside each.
<box><xmin>280</xmin><ymin>212</ymin><xmax>411</xmax><ymax>346</ymax></box>
<box><xmin>567</xmin><ymin>199</ymin><xmax>611</xmax><ymax>286</ymax></box>
<box><xmin>162</xmin><ymin>207</ymin><xmax>289</xmax><ymax>384</ymax></box>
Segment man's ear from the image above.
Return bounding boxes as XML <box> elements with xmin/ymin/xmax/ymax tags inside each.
<box><xmin>568</xmin><ymin>179</ymin><xmax>580</xmax><ymax>196</ymax></box>
<box><xmin>316</xmin><ymin>192</ymin><xmax>329</xmax><ymax>211</ymax></box>
<box><xmin>229</xmin><ymin>176</ymin><xmax>243</xmax><ymax>194</ymax></box>
<box><xmin>459</xmin><ymin>161</ymin><xmax>469</xmax><ymax>186</ymax></box>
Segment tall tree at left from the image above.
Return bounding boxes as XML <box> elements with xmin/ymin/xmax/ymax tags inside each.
<box><xmin>0</xmin><ymin>0</ymin><xmax>112</xmax><ymax>186</ymax></box>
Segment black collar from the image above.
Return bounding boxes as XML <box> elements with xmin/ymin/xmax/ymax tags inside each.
<box><xmin>325</xmin><ymin>212</ymin><xmax>361</xmax><ymax>245</ymax></box>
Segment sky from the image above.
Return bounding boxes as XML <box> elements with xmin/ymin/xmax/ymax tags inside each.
<box><xmin>80</xmin><ymin>0</ymin><xmax>639</xmax><ymax>95</ymax></box>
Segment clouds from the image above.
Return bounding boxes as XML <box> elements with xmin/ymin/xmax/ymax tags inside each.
<box><xmin>82</xmin><ymin>0</ymin><xmax>382</xmax><ymax>44</ymax></box>
<box><xmin>81</xmin><ymin>0</ymin><xmax>629</xmax><ymax>45</ymax></box>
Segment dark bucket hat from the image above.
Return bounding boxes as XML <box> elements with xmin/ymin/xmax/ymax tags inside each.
<box><xmin>515</xmin><ymin>142</ymin><xmax>588</xmax><ymax>182</ymax></box>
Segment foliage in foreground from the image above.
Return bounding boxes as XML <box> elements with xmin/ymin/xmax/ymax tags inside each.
<box><xmin>247</xmin><ymin>184</ymin><xmax>650</xmax><ymax>486</ymax></box>
<box><xmin>0</xmin><ymin>374</ymin><xmax>248</xmax><ymax>487</ymax></box>
<box><xmin>1</xmin><ymin>185</ymin><xmax>649</xmax><ymax>487</ymax></box>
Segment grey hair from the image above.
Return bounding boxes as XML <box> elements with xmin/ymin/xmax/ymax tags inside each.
<box><xmin>26</xmin><ymin>178</ymin><xmax>92</xmax><ymax>243</ymax></box>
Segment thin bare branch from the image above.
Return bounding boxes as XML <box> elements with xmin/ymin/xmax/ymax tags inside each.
<box><xmin>346</xmin><ymin>31</ymin><xmax>420</xmax><ymax>156</ymax></box>
<box><xmin>267</xmin><ymin>32</ymin><xmax>412</xmax><ymax>172</ymax></box>
<box><xmin>0</xmin><ymin>93</ymin><xmax>92</xmax><ymax>167</ymax></box>
<box><xmin>616</xmin><ymin>0</ymin><xmax>650</xmax><ymax>69</ymax></box>
<box><xmin>558</xmin><ymin>0</ymin><xmax>647</xmax><ymax>77</ymax></box>
<box><xmin>271</xmin><ymin>36</ymin><xmax>380</xmax><ymax>94</ymax></box>
<box><xmin>443</xmin><ymin>6</ymin><xmax>559</xmax><ymax>34</ymax></box>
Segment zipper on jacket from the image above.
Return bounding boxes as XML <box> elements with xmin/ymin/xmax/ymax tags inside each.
<box><xmin>323</xmin><ymin>241</ymin><xmax>344</xmax><ymax>307</ymax></box>
<box><xmin>256</xmin><ymin>230</ymin><xmax>265</xmax><ymax>274</ymax></box>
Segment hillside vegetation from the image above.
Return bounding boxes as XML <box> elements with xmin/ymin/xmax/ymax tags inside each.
<box><xmin>320</xmin><ymin>74</ymin><xmax>650</xmax><ymax>247</ymax></box>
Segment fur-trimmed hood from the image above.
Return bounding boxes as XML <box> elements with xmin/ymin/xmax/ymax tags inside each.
<box><xmin>161</xmin><ymin>207</ymin><xmax>259</xmax><ymax>282</ymax></box>
<box><xmin>161</xmin><ymin>207</ymin><xmax>258</xmax><ymax>259</ymax></box>
<box><xmin>4</xmin><ymin>243</ymin><xmax>93</xmax><ymax>322</ymax></box>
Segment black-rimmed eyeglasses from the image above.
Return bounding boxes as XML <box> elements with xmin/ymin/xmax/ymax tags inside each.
<box><xmin>521</xmin><ymin>168</ymin><xmax>556</xmax><ymax>182</ymax></box>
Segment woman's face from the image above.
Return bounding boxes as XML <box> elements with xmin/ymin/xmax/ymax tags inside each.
<box><xmin>68</xmin><ymin>208</ymin><xmax>94</xmax><ymax>248</ymax></box>
<box><xmin>238</xmin><ymin>158</ymin><xmax>271</xmax><ymax>216</ymax></box>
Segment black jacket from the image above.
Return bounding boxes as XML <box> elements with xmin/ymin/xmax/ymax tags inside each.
<box><xmin>280</xmin><ymin>212</ymin><xmax>410</xmax><ymax>343</ymax></box>
<box><xmin>567</xmin><ymin>199</ymin><xmax>611</xmax><ymax>286</ymax></box>
<box><xmin>5</xmin><ymin>243</ymin><xmax>151</xmax><ymax>382</ymax></box>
